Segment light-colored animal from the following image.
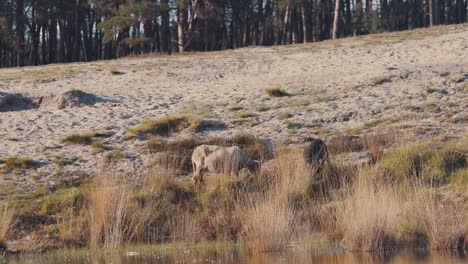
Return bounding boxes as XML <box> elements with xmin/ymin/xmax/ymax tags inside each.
<box><xmin>191</xmin><ymin>145</ymin><xmax>260</xmax><ymax>191</ymax></box>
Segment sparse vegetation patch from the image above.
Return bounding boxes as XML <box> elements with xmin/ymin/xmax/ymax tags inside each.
<box><xmin>266</xmin><ymin>88</ymin><xmax>290</xmax><ymax>97</ymax></box>
<box><xmin>61</xmin><ymin>134</ymin><xmax>94</xmax><ymax>145</ymax></box>
<box><xmin>0</xmin><ymin>157</ymin><xmax>36</xmax><ymax>172</ymax></box>
<box><xmin>369</xmin><ymin>76</ymin><xmax>392</xmax><ymax>86</ymax></box>
<box><xmin>129</xmin><ymin>115</ymin><xmax>224</xmax><ymax>138</ymax></box>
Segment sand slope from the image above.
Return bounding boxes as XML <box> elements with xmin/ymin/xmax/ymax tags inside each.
<box><xmin>0</xmin><ymin>24</ymin><xmax>467</xmax><ymax>190</ymax></box>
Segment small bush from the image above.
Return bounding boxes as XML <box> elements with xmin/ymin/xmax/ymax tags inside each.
<box><xmin>266</xmin><ymin>88</ymin><xmax>290</xmax><ymax>97</ymax></box>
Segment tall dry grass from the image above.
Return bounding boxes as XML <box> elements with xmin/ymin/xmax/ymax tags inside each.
<box><xmin>0</xmin><ymin>202</ymin><xmax>14</xmax><ymax>245</ymax></box>
<box><xmin>2</xmin><ymin>135</ymin><xmax>465</xmax><ymax>254</ymax></box>
<box><xmin>333</xmin><ymin>171</ymin><xmax>403</xmax><ymax>251</ymax></box>
<box><xmin>409</xmin><ymin>186</ymin><xmax>468</xmax><ymax>250</ymax></box>
<box><xmin>88</xmin><ymin>170</ymin><xmax>131</xmax><ymax>249</ymax></box>
<box><xmin>241</xmin><ymin>147</ymin><xmax>312</xmax><ymax>252</ymax></box>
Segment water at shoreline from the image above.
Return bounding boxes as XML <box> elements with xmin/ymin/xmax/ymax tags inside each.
<box><xmin>1</xmin><ymin>244</ymin><xmax>466</xmax><ymax>264</ymax></box>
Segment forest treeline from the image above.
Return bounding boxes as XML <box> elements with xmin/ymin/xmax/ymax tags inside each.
<box><xmin>0</xmin><ymin>0</ymin><xmax>466</xmax><ymax>68</ymax></box>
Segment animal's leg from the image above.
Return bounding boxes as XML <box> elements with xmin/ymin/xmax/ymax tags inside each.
<box><xmin>200</xmin><ymin>172</ymin><xmax>205</xmax><ymax>185</ymax></box>
<box><xmin>196</xmin><ymin>165</ymin><xmax>205</xmax><ymax>188</ymax></box>
<box><xmin>193</xmin><ymin>161</ymin><xmax>201</xmax><ymax>192</ymax></box>
<box><xmin>194</xmin><ymin>177</ymin><xmax>199</xmax><ymax>192</ymax></box>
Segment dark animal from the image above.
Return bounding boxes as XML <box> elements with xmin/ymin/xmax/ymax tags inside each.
<box><xmin>303</xmin><ymin>138</ymin><xmax>329</xmax><ymax>174</ymax></box>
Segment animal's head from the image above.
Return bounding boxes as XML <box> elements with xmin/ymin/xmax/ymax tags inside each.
<box><xmin>247</xmin><ymin>160</ymin><xmax>261</xmax><ymax>174</ymax></box>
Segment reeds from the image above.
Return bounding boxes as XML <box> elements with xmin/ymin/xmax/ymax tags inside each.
<box><xmin>0</xmin><ymin>201</ymin><xmax>14</xmax><ymax>245</ymax></box>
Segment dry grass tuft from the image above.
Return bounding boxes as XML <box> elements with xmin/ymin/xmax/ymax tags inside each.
<box><xmin>0</xmin><ymin>156</ymin><xmax>35</xmax><ymax>172</ymax></box>
<box><xmin>369</xmin><ymin>76</ymin><xmax>391</xmax><ymax>86</ymax></box>
<box><xmin>91</xmin><ymin>141</ymin><xmax>106</xmax><ymax>154</ymax></box>
<box><xmin>408</xmin><ymin>188</ymin><xmax>468</xmax><ymax>250</ymax></box>
<box><xmin>88</xmin><ymin>170</ymin><xmax>131</xmax><ymax>249</ymax></box>
<box><xmin>242</xmin><ymin>196</ymin><xmax>296</xmax><ymax>252</ymax></box>
<box><xmin>451</xmin><ymin>73</ymin><xmax>465</xmax><ymax>83</ymax></box>
<box><xmin>227</xmin><ymin>104</ymin><xmax>243</xmax><ymax>111</ymax></box>
<box><xmin>129</xmin><ymin>115</ymin><xmax>224</xmax><ymax>138</ymax></box>
<box><xmin>327</xmin><ymin>135</ymin><xmax>364</xmax><ymax>155</ymax></box>
<box><xmin>61</xmin><ymin>134</ymin><xmax>94</xmax><ymax>145</ymax></box>
<box><xmin>241</xmin><ymin>148</ymin><xmax>310</xmax><ymax>252</ymax></box>
<box><xmin>334</xmin><ymin>174</ymin><xmax>402</xmax><ymax>251</ymax></box>
<box><xmin>0</xmin><ymin>202</ymin><xmax>15</xmax><ymax>245</ymax></box>
<box><xmin>266</xmin><ymin>88</ymin><xmax>290</xmax><ymax>97</ymax></box>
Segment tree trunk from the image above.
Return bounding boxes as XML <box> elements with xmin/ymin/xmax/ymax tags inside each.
<box><xmin>332</xmin><ymin>0</ymin><xmax>340</xmax><ymax>39</ymax></box>
<box><xmin>15</xmin><ymin>0</ymin><xmax>24</xmax><ymax>66</ymax></box>
<box><xmin>161</xmin><ymin>0</ymin><xmax>170</xmax><ymax>54</ymax></box>
<box><xmin>177</xmin><ymin>1</ymin><xmax>187</xmax><ymax>53</ymax></box>
<box><xmin>301</xmin><ymin>2</ymin><xmax>308</xmax><ymax>43</ymax></box>
<box><xmin>428</xmin><ymin>0</ymin><xmax>434</xmax><ymax>26</ymax></box>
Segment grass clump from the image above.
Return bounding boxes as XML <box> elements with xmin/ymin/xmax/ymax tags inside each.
<box><xmin>438</xmin><ymin>71</ymin><xmax>449</xmax><ymax>77</ymax></box>
<box><xmin>422</xmin><ymin>102</ymin><xmax>441</xmax><ymax>113</ymax></box>
<box><xmin>61</xmin><ymin>134</ymin><xmax>94</xmax><ymax>145</ymax></box>
<box><xmin>237</xmin><ymin>112</ymin><xmax>255</xmax><ymax>119</ymax></box>
<box><xmin>51</xmin><ymin>155</ymin><xmax>77</xmax><ymax>166</ymax></box>
<box><xmin>227</xmin><ymin>104</ymin><xmax>243</xmax><ymax>111</ymax></box>
<box><xmin>378</xmin><ymin>144</ymin><xmax>466</xmax><ymax>185</ymax></box>
<box><xmin>451</xmin><ymin>73</ymin><xmax>465</xmax><ymax>83</ymax></box>
<box><xmin>287</xmin><ymin>99</ymin><xmax>310</xmax><ymax>107</ymax></box>
<box><xmin>146</xmin><ymin>137</ymin><xmax>200</xmax><ymax>174</ymax></box>
<box><xmin>91</xmin><ymin>141</ymin><xmax>106</xmax><ymax>154</ymax></box>
<box><xmin>0</xmin><ymin>156</ymin><xmax>35</xmax><ymax>172</ymax></box>
<box><xmin>41</xmin><ymin>187</ymin><xmax>85</xmax><ymax>215</ymax></box>
<box><xmin>129</xmin><ymin>115</ymin><xmax>223</xmax><ymax>138</ymax></box>
<box><xmin>110</xmin><ymin>70</ymin><xmax>125</xmax><ymax>75</ymax></box>
<box><xmin>266</xmin><ymin>88</ymin><xmax>290</xmax><ymax>97</ymax></box>
<box><xmin>104</xmin><ymin>148</ymin><xmax>125</xmax><ymax>162</ymax></box>
<box><xmin>369</xmin><ymin>76</ymin><xmax>391</xmax><ymax>86</ymax></box>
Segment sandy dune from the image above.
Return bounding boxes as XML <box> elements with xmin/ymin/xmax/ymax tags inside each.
<box><xmin>0</xmin><ymin>24</ymin><xmax>467</xmax><ymax>190</ymax></box>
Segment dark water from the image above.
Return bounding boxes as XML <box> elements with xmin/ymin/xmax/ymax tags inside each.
<box><xmin>1</xmin><ymin>247</ymin><xmax>467</xmax><ymax>264</ymax></box>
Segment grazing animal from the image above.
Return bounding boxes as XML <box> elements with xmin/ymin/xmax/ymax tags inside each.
<box><xmin>303</xmin><ymin>138</ymin><xmax>329</xmax><ymax>174</ymax></box>
<box><xmin>191</xmin><ymin>145</ymin><xmax>260</xmax><ymax>191</ymax></box>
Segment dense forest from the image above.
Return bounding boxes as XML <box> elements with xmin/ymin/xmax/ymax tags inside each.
<box><xmin>0</xmin><ymin>0</ymin><xmax>466</xmax><ymax>68</ymax></box>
